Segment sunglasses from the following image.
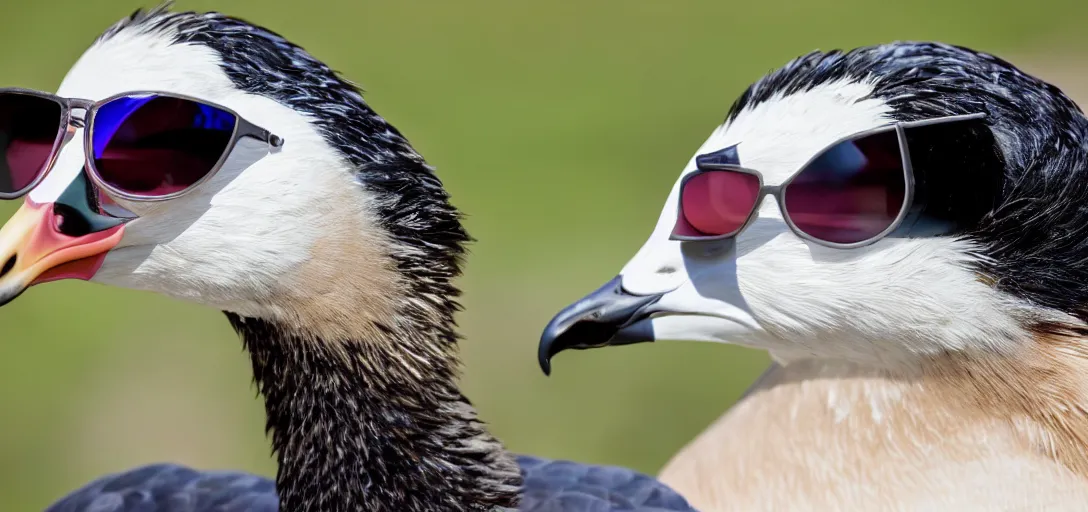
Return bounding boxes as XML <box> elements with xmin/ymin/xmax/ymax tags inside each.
<box><xmin>0</xmin><ymin>88</ymin><xmax>283</xmax><ymax>206</ymax></box>
<box><xmin>671</xmin><ymin>113</ymin><xmax>987</xmax><ymax>248</ymax></box>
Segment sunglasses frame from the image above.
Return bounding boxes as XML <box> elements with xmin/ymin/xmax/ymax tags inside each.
<box><xmin>670</xmin><ymin>112</ymin><xmax>987</xmax><ymax>249</ymax></box>
<box><xmin>0</xmin><ymin>87</ymin><xmax>282</xmax><ymax>203</ymax></box>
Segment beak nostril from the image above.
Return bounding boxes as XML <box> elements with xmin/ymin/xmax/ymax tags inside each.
<box><xmin>0</xmin><ymin>255</ymin><xmax>16</xmax><ymax>279</ymax></box>
<box><xmin>52</xmin><ymin>203</ymin><xmax>93</xmax><ymax>237</ymax></box>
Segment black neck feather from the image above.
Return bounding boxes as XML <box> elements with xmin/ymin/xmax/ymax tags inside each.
<box><xmin>226</xmin><ymin>313</ymin><xmax>522</xmax><ymax>512</ymax></box>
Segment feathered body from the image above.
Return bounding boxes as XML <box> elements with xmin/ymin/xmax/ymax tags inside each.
<box><xmin>47</xmin><ymin>457</ymin><xmax>694</xmax><ymax>512</ymax></box>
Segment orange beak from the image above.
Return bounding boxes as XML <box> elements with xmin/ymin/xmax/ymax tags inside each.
<box><xmin>0</xmin><ymin>198</ymin><xmax>124</xmax><ymax>305</ymax></box>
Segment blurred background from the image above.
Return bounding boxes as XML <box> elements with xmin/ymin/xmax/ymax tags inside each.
<box><xmin>2</xmin><ymin>0</ymin><xmax>1088</xmax><ymax>508</ymax></box>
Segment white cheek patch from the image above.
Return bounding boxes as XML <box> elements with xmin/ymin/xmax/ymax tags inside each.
<box><xmin>95</xmin><ymin>93</ymin><xmax>348</xmax><ymax>314</ymax></box>
<box><xmin>734</xmin><ymin>235</ymin><xmax>1027</xmax><ymax>363</ymax></box>
<box><xmin>107</xmin><ymin>137</ymin><xmax>272</xmax><ymax>247</ymax></box>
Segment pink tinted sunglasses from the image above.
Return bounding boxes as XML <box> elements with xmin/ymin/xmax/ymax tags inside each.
<box><xmin>671</xmin><ymin>113</ymin><xmax>986</xmax><ymax>248</ymax></box>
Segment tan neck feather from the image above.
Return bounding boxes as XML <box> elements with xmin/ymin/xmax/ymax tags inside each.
<box><xmin>260</xmin><ymin>181</ymin><xmax>406</xmax><ymax>343</ymax></box>
<box><xmin>658</xmin><ymin>329</ymin><xmax>1088</xmax><ymax>510</ymax></box>
<box><xmin>927</xmin><ymin>327</ymin><xmax>1088</xmax><ymax>476</ymax></box>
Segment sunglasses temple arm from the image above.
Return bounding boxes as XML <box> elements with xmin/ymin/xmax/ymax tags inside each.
<box><xmin>236</xmin><ymin>119</ymin><xmax>284</xmax><ymax>149</ymax></box>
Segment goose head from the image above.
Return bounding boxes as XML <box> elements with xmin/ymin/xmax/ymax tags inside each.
<box><xmin>540</xmin><ymin>42</ymin><xmax>1088</xmax><ymax>371</ymax></box>
<box><xmin>0</xmin><ymin>8</ymin><xmax>468</xmax><ymax>346</ymax></box>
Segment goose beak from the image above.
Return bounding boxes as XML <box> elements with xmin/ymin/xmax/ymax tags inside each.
<box><xmin>0</xmin><ymin>175</ymin><xmax>126</xmax><ymax>307</ymax></box>
<box><xmin>538</xmin><ymin>276</ymin><xmax>664</xmax><ymax>375</ymax></box>
<box><xmin>539</xmin><ymin>216</ymin><xmax>763</xmax><ymax>375</ymax></box>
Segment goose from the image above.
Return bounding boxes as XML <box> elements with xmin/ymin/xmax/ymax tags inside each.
<box><xmin>540</xmin><ymin>42</ymin><xmax>1088</xmax><ymax>510</ymax></box>
<box><xmin>0</xmin><ymin>5</ymin><xmax>700</xmax><ymax>512</ymax></box>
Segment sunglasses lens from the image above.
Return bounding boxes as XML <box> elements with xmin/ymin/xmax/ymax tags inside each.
<box><xmin>784</xmin><ymin>130</ymin><xmax>905</xmax><ymax>245</ymax></box>
<box><xmin>673</xmin><ymin>170</ymin><xmax>761</xmax><ymax>238</ymax></box>
<box><xmin>0</xmin><ymin>93</ymin><xmax>63</xmax><ymax>196</ymax></box>
<box><xmin>92</xmin><ymin>95</ymin><xmax>237</xmax><ymax>197</ymax></box>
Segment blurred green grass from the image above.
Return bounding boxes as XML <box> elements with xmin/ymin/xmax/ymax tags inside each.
<box><xmin>2</xmin><ymin>0</ymin><xmax>1088</xmax><ymax>509</ymax></box>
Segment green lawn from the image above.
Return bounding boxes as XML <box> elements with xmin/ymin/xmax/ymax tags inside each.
<box><xmin>1</xmin><ymin>0</ymin><xmax>1086</xmax><ymax>508</ymax></box>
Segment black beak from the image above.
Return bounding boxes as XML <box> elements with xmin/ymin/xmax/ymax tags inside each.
<box><xmin>538</xmin><ymin>275</ymin><xmax>663</xmax><ymax>375</ymax></box>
